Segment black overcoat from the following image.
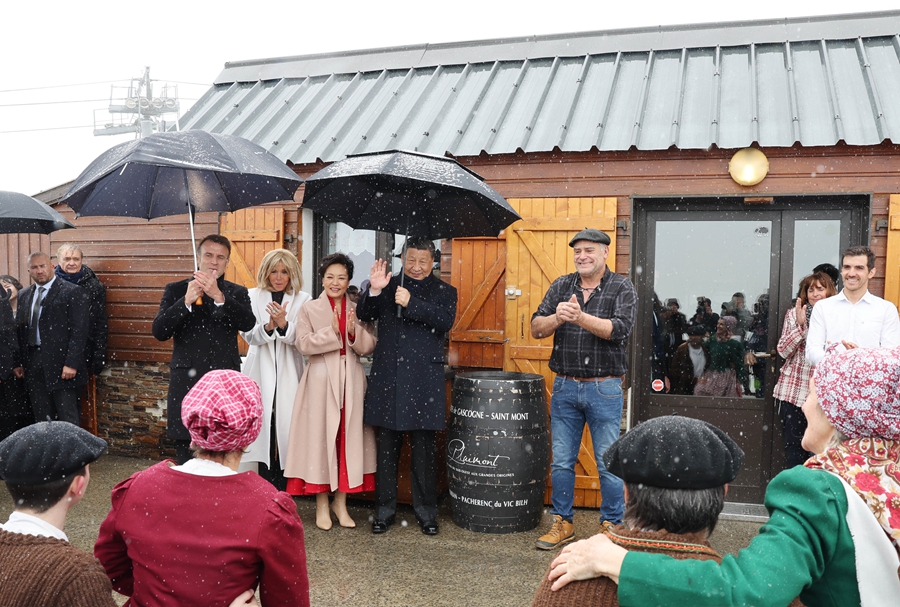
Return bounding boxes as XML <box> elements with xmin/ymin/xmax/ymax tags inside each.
<box><xmin>357</xmin><ymin>273</ymin><xmax>457</xmax><ymax>431</ymax></box>
<box><xmin>15</xmin><ymin>279</ymin><xmax>90</xmax><ymax>390</ymax></box>
<box><xmin>152</xmin><ymin>276</ymin><xmax>255</xmax><ymax>440</ymax></box>
<box><xmin>69</xmin><ymin>265</ymin><xmax>109</xmax><ymax>374</ymax></box>
<box><xmin>0</xmin><ymin>289</ymin><xmax>15</xmax><ymax>379</ymax></box>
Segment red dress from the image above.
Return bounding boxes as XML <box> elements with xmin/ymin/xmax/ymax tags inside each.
<box><xmin>287</xmin><ymin>297</ymin><xmax>375</xmax><ymax>495</ymax></box>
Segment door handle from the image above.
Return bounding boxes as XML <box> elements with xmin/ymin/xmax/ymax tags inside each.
<box><xmin>478</xmin><ymin>336</ymin><xmax>509</xmax><ymax>343</ymax></box>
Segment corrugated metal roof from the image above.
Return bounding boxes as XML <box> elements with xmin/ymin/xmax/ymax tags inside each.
<box><xmin>179</xmin><ymin>11</ymin><xmax>900</xmax><ymax>164</ymax></box>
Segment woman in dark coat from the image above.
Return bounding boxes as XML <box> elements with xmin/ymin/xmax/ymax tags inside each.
<box><xmin>0</xmin><ymin>282</ymin><xmax>30</xmax><ymax>439</ymax></box>
<box><xmin>356</xmin><ymin>237</ymin><xmax>457</xmax><ymax>535</ymax></box>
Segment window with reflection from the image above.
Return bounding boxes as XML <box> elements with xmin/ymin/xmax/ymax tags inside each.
<box><xmin>652</xmin><ymin>220</ymin><xmax>771</xmax><ymax>399</ymax></box>
<box><xmin>325</xmin><ymin>223</ymin><xmax>376</xmax><ymax>289</ymax></box>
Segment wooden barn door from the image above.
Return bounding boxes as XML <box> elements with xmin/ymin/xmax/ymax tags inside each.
<box><xmin>504</xmin><ymin>197</ymin><xmax>618</xmax><ymax>508</ymax></box>
<box><xmin>220</xmin><ymin>207</ymin><xmax>285</xmax><ymax>354</ymax></box>
<box><xmin>448</xmin><ymin>237</ymin><xmax>508</xmax><ymax>369</ymax></box>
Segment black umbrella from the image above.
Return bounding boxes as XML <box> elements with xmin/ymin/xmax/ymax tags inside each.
<box><xmin>59</xmin><ymin>130</ymin><xmax>302</xmax><ymax>270</ymax></box>
<box><xmin>301</xmin><ymin>150</ymin><xmax>520</xmax><ymax>240</ymax></box>
<box><xmin>302</xmin><ymin>150</ymin><xmax>520</xmax><ymax>316</ymax></box>
<box><xmin>0</xmin><ymin>190</ymin><xmax>75</xmax><ymax>234</ymax></box>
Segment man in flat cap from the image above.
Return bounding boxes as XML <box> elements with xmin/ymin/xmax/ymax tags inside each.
<box><xmin>535</xmin><ymin>415</ymin><xmax>745</xmax><ymax>606</ymax></box>
<box><xmin>532</xmin><ymin>228</ymin><xmax>637</xmax><ymax>550</ymax></box>
<box><xmin>0</xmin><ymin>421</ymin><xmax>116</xmax><ymax>607</ymax></box>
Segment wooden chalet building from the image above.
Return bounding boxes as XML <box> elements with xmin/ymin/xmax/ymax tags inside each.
<box><xmin>7</xmin><ymin>10</ymin><xmax>900</xmax><ymax>507</ymax></box>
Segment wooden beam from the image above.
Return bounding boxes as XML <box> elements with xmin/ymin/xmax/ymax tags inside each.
<box><xmin>516</xmin><ymin>230</ymin><xmax>565</xmax><ymax>283</ymax></box>
<box><xmin>220</xmin><ymin>229</ymin><xmax>281</xmax><ymax>242</ymax></box>
<box><xmin>515</xmin><ymin>216</ymin><xmax>615</xmax><ymax>232</ymax></box>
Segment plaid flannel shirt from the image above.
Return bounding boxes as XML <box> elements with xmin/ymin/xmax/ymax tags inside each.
<box><xmin>532</xmin><ymin>267</ymin><xmax>637</xmax><ymax>377</ymax></box>
<box><xmin>773</xmin><ymin>307</ymin><xmax>812</xmax><ymax>406</ymax></box>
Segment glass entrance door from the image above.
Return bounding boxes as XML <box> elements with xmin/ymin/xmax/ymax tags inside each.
<box><xmin>632</xmin><ymin>197</ymin><xmax>865</xmax><ymax>503</ymax></box>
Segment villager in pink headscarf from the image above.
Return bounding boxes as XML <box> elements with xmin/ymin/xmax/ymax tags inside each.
<box><xmin>95</xmin><ymin>369</ymin><xmax>310</xmax><ymax>607</ymax></box>
<box><xmin>181</xmin><ymin>369</ymin><xmax>263</xmax><ymax>453</ymax></box>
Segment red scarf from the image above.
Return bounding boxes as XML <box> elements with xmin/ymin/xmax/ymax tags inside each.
<box><xmin>328</xmin><ymin>296</ymin><xmax>347</xmax><ymax>355</ymax></box>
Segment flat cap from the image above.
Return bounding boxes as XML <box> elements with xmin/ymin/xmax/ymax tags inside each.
<box><xmin>569</xmin><ymin>228</ymin><xmax>611</xmax><ymax>247</ymax></box>
<box><xmin>603</xmin><ymin>415</ymin><xmax>744</xmax><ymax>489</ymax></box>
<box><xmin>0</xmin><ymin>421</ymin><xmax>107</xmax><ymax>485</ymax></box>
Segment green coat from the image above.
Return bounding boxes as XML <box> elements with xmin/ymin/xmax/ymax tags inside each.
<box><xmin>618</xmin><ymin>466</ymin><xmax>860</xmax><ymax>607</ymax></box>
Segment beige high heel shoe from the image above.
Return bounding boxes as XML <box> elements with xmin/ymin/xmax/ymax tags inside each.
<box><xmin>331</xmin><ymin>491</ymin><xmax>356</xmax><ymax>528</ymax></box>
<box><xmin>315</xmin><ymin>493</ymin><xmax>333</xmax><ymax>530</ymax></box>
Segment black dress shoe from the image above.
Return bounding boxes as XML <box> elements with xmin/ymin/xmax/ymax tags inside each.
<box><xmin>420</xmin><ymin>520</ymin><xmax>439</xmax><ymax>536</ymax></box>
<box><xmin>372</xmin><ymin>515</ymin><xmax>395</xmax><ymax>534</ymax></box>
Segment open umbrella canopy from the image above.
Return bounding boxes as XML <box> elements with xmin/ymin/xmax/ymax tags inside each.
<box><xmin>0</xmin><ymin>190</ymin><xmax>75</xmax><ymax>234</ymax></box>
<box><xmin>302</xmin><ymin>150</ymin><xmax>520</xmax><ymax>239</ymax></box>
<box><xmin>59</xmin><ymin>130</ymin><xmax>303</xmax><ymax>219</ymax></box>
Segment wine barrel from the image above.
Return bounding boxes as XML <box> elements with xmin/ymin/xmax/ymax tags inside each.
<box><xmin>447</xmin><ymin>371</ymin><xmax>550</xmax><ymax>533</ymax></box>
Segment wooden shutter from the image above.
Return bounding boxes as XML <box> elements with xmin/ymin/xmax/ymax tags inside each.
<box><xmin>884</xmin><ymin>194</ymin><xmax>900</xmax><ymax>308</ymax></box>
<box><xmin>220</xmin><ymin>207</ymin><xmax>285</xmax><ymax>354</ymax></box>
<box><xmin>449</xmin><ymin>237</ymin><xmax>507</xmax><ymax>369</ymax></box>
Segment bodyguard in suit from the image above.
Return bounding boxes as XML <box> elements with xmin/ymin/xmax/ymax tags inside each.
<box><xmin>152</xmin><ymin>235</ymin><xmax>256</xmax><ymax>464</ymax></box>
<box><xmin>13</xmin><ymin>252</ymin><xmax>90</xmax><ymax>424</ymax></box>
<box><xmin>358</xmin><ymin>237</ymin><xmax>458</xmax><ymax>536</ymax></box>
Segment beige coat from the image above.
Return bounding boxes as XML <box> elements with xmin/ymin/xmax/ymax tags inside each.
<box><xmin>283</xmin><ymin>293</ymin><xmax>377</xmax><ymax>490</ymax></box>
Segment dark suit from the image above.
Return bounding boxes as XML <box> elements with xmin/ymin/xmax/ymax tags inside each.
<box><xmin>16</xmin><ymin>278</ymin><xmax>90</xmax><ymax>423</ymax></box>
<box><xmin>152</xmin><ymin>276</ymin><xmax>255</xmax><ymax>441</ymax></box>
<box><xmin>357</xmin><ymin>272</ymin><xmax>457</xmax><ymax>524</ymax></box>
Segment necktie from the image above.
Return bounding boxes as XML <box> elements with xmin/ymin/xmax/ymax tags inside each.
<box><xmin>29</xmin><ymin>286</ymin><xmax>45</xmax><ymax>346</ymax></box>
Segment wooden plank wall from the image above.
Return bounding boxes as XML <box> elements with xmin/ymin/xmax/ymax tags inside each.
<box><xmin>0</xmin><ymin>233</ymin><xmax>50</xmax><ymax>283</ymax></box>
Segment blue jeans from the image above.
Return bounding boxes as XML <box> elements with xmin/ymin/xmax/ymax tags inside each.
<box><xmin>549</xmin><ymin>376</ymin><xmax>624</xmax><ymax>524</ymax></box>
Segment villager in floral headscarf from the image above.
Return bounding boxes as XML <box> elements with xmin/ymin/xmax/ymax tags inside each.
<box><xmin>546</xmin><ymin>346</ymin><xmax>900</xmax><ymax>607</ymax></box>
<box><xmin>806</xmin><ymin>346</ymin><xmax>900</xmax><ymax>553</ymax></box>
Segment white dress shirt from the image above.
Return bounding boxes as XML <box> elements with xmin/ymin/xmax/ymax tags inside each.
<box><xmin>0</xmin><ymin>511</ymin><xmax>67</xmax><ymax>541</ymax></box>
<box><xmin>806</xmin><ymin>290</ymin><xmax>900</xmax><ymax>366</ymax></box>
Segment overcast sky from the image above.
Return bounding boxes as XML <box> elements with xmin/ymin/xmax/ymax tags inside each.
<box><xmin>1</xmin><ymin>0</ymin><xmax>896</xmax><ymax>196</ymax></box>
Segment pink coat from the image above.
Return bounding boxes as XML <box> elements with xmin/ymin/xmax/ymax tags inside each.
<box><xmin>283</xmin><ymin>293</ymin><xmax>377</xmax><ymax>490</ymax></box>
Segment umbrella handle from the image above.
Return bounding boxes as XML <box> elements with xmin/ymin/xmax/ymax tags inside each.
<box><xmin>196</xmin><ymin>296</ymin><xmax>203</xmax><ymax>306</ymax></box>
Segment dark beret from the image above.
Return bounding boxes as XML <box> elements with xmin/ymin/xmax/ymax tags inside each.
<box><xmin>686</xmin><ymin>325</ymin><xmax>707</xmax><ymax>336</ymax></box>
<box><xmin>569</xmin><ymin>228</ymin><xmax>611</xmax><ymax>247</ymax></box>
<box><xmin>0</xmin><ymin>421</ymin><xmax>107</xmax><ymax>485</ymax></box>
<box><xmin>603</xmin><ymin>416</ymin><xmax>744</xmax><ymax>489</ymax></box>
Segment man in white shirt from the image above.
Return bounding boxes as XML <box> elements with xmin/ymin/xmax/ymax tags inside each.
<box><xmin>806</xmin><ymin>246</ymin><xmax>900</xmax><ymax>366</ymax></box>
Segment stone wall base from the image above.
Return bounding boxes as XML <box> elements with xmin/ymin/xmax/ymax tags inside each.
<box><xmin>96</xmin><ymin>361</ymin><xmax>176</xmax><ymax>460</ymax></box>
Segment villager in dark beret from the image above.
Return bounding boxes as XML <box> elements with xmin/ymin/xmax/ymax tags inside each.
<box><xmin>603</xmin><ymin>415</ymin><xmax>744</xmax><ymax>489</ymax></box>
<box><xmin>0</xmin><ymin>421</ymin><xmax>107</xmax><ymax>485</ymax></box>
<box><xmin>568</xmin><ymin>228</ymin><xmax>611</xmax><ymax>247</ymax></box>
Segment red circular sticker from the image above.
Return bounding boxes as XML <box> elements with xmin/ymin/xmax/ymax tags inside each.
<box><xmin>651</xmin><ymin>379</ymin><xmax>665</xmax><ymax>392</ymax></box>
